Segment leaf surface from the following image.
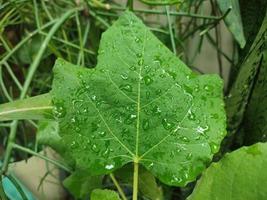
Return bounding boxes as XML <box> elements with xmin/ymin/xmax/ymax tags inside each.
<box><xmin>63</xmin><ymin>170</ymin><xmax>102</xmax><ymax>199</ymax></box>
<box><xmin>188</xmin><ymin>143</ymin><xmax>267</xmax><ymax>200</ymax></box>
<box><xmin>216</xmin><ymin>0</ymin><xmax>246</xmax><ymax>48</ymax></box>
<box><xmin>91</xmin><ymin>189</ymin><xmax>121</xmax><ymax>200</ymax></box>
<box><xmin>51</xmin><ymin>11</ymin><xmax>226</xmax><ymax>186</ymax></box>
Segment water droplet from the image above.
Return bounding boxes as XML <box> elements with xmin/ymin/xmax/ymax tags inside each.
<box><xmin>105</xmin><ymin>164</ymin><xmax>114</xmax><ymax>170</ymax></box>
<box><xmin>136</xmin><ymin>53</ymin><xmax>142</xmax><ymax>58</ymax></box>
<box><xmin>91</xmin><ymin>95</ymin><xmax>97</xmax><ymax>101</ymax></box>
<box><xmin>91</xmin><ymin>144</ymin><xmax>100</xmax><ymax>153</ymax></box>
<box><xmin>204</xmin><ymin>85</ymin><xmax>213</xmax><ymax>92</ymax></box>
<box><xmin>209</xmin><ymin>142</ymin><xmax>218</xmax><ymax>153</ymax></box>
<box><xmin>71</xmin><ymin>117</ymin><xmax>76</xmax><ymax>123</ymax></box>
<box><xmin>196</xmin><ymin>125</ymin><xmax>209</xmax><ymax>134</ymax></box>
<box><xmin>142</xmin><ymin>119</ymin><xmax>149</xmax><ymax>130</ymax></box>
<box><xmin>129</xmin><ymin>65</ymin><xmax>136</xmax><ymax>71</ymax></box>
<box><xmin>99</xmin><ymin>131</ymin><xmax>106</xmax><ymax>137</ymax></box>
<box><xmin>143</xmin><ymin>76</ymin><xmax>153</xmax><ymax>85</ymax></box>
<box><xmin>162</xmin><ymin>118</ymin><xmax>174</xmax><ymax>130</ymax></box>
<box><xmin>53</xmin><ymin>104</ymin><xmax>66</xmax><ymax>118</ymax></box>
<box><xmin>135</xmin><ymin>37</ymin><xmax>141</xmax><ymax>43</ymax></box>
<box><xmin>156</xmin><ymin>89</ymin><xmax>162</xmax><ymax>95</ymax></box>
<box><xmin>167</xmin><ymin>70</ymin><xmax>177</xmax><ymax>80</ymax></box>
<box><xmin>120</xmin><ymin>73</ymin><xmax>128</xmax><ymax>80</ymax></box>
<box><xmin>70</xmin><ymin>141</ymin><xmax>76</xmax><ymax>149</ymax></box>
<box><xmin>146</xmin><ymin>91</ymin><xmax>151</xmax><ymax>99</ymax></box>
<box><xmin>186</xmin><ymin>153</ymin><xmax>193</xmax><ymax>160</ymax></box>
<box><xmin>188</xmin><ymin>109</ymin><xmax>196</xmax><ymax>120</ymax></box>
<box><xmin>138</xmin><ymin>59</ymin><xmax>144</xmax><ymax>66</ymax></box>
<box><xmin>152</xmin><ymin>105</ymin><xmax>161</xmax><ymax>115</ymax></box>
<box><xmin>181</xmin><ymin>136</ymin><xmax>189</xmax><ymax>142</ymax></box>
<box><xmin>119</xmin><ymin>84</ymin><xmax>132</xmax><ymax>92</ymax></box>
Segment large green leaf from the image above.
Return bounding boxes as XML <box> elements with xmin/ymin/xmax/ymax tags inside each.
<box><xmin>91</xmin><ymin>189</ymin><xmax>121</xmax><ymax>200</ymax></box>
<box><xmin>51</xmin><ymin>11</ymin><xmax>226</xmax><ymax>186</ymax></box>
<box><xmin>188</xmin><ymin>143</ymin><xmax>267</xmax><ymax>200</ymax></box>
<box><xmin>216</xmin><ymin>0</ymin><xmax>246</xmax><ymax>48</ymax></box>
<box><xmin>226</xmin><ymin>12</ymin><xmax>267</xmax><ymax>135</ymax></box>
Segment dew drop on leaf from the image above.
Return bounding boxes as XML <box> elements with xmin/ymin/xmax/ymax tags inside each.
<box><xmin>162</xmin><ymin>118</ymin><xmax>174</xmax><ymax>130</ymax></box>
<box><xmin>119</xmin><ymin>84</ymin><xmax>132</xmax><ymax>92</ymax></box>
<box><xmin>142</xmin><ymin>119</ymin><xmax>150</xmax><ymax>131</ymax></box>
<box><xmin>144</xmin><ymin>75</ymin><xmax>153</xmax><ymax>85</ymax></box>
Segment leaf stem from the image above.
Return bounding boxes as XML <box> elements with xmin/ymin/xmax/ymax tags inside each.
<box><xmin>1</xmin><ymin>7</ymin><xmax>79</xmax><ymax>175</ymax></box>
<box><xmin>132</xmin><ymin>161</ymin><xmax>139</xmax><ymax>200</ymax></box>
<box><xmin>12</xmin><ymin>143</ymin><xmax>71</xmax><ymax>172</ymax></box>
<box><xmin>110</xmin><ymin>173</ymin><xmax>127</xmax><ymax>200</ymax></box>
<box><xmin>165</xmin><ymin>6</ymin><xmax>176</xmax><ymax>55</ymax></box>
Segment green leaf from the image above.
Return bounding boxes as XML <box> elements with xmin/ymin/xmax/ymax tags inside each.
<box><xmin>139</xmin><ymin>0</ymin><xmax>183</xmax><ymax>5</ymax></box>
<box><xmin>216</xmin><ymin>0</ymin><xmax>246</xmax><ymax>48</ymax></box>
<box><xmin>63</xmin><ymin>170</ymin><xmax>102</xmax><ymax>199</ymax></box>
<box><xmin>51</xmin><ymin>11</ymin><xmax>226</xmax><ymax>186</ymax></box>
<box><xmin>37</xmin><ymin>121</ymin><xmax>64</xmax><ymax>153</ymax></box>
<box><xmin>226</xmin><ymin>12</ymin><xmax>267</xmax><ymax>135</ymax></box>
<box><xmin>243</xmin><ymin>50</ymin><xmax>267</xmax><ymax>144</ymax></box>
<box><xmin>91</xmin><ymin>189</ymin><xmax>121</xmax><ymax>200</ymax></box>
<box><xmin>188</xmin><ymin>143</ymin><xmax>267</xmax><ymax>200</ymax></box>
<box><xmin>0</xmin><ymin>94</ymin><xmax>53</xmax><ymax>121</ymax></box>
<box><xmin>115</xmin><ymin>164</ymin><xmax>163</xmax><ymax>200</ymax></box>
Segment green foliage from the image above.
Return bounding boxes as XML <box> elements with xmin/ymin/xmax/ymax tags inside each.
<box><xmin>0</xmin><ymin>1</ymin><xmax>267</xmax><ymax>200</ymax></box>
<box><xmin>139</xmin><ymin>0</ymin><xmax>183</xmax><ymax>5</ymax></box>
<box><xmin>188</xmin><ymin>143</ymin><xmax>267</xmax><ymax>200</ymax></box>
<box><xmin>51</xmin><ymin>11</ymin><xmax>226</xmax><ymax>187</ymax></box>
<box><xmin>115</xmin><ymin>164</ymin><xmax>163</xmax><ymax>200</ymax></box>
<box><xmin>91</xmin><ymin>189</ymin><xmax>121</xmax><ymax>200</ymax></box>
<box><xmin>226</xmin><ymin>12</ymin><xmax>267</xmax><ymax>136</ymax></box>
<box><xmin>63</xmin><ymin>171</ymin><xmax>102</xmax><ymax>199</ymax></box>
<box><xmin>216</xmin><ymin>0</ymin><xmax>246</xmax><ymax>48</ymax></box>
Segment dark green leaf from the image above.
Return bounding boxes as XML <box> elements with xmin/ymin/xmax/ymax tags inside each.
<box><xmin>216</xmin><ymin>0</ymin><xmax>246</xmax><ymax>48</ymax></box>
<box><xmin>51</xmin><ymin>11</ymin><xmax>226</xmax><ymax>186</ymax></box>
<box><xmin>91</xmin><ymin>189</ymin><xmax>121</xmax><ymax>200</ymax></box>
<box><xmin>226</xmin><ymin>12</ymin><xmax>267</xmax><ymax>135</ymax></box>
<box><xmin>63</xmin><ymin>170</ymin><xmax>102</xmax><ymax>199</ymax></box>
<box><xmin>243</xmin><ymin>51</ymin><xmax>267</xmax><ymax>144</ymax></box>
<box><xmin>188</xmin><ymin>143</ymin><xmax>267</xmax><ymax>200</ymax></box>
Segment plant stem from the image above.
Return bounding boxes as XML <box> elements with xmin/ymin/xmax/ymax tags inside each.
<box><xmin>166</xmin><ymin>6</ymin><xmax>176</xmax><ymax>55</ymax></box>
<box><xmin>1</xmin><ymin>7</ymin><xmax>80</xmax><ymax>175</ymax></box>
<box><xmin>110</xmin><ymin>173</ymin><xmax>127</xmax><ymax>200</ymax></box>
<box><xmin>12</xmin><ymin>143</ymin><xmax>71</xmax><ymax>172</ymax></box>
<box><xmin>132</xmin><ymin>161</ymin><xmax>139</xmax><ymax>200</ymax></box>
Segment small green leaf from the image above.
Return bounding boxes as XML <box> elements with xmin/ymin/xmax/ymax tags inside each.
<box><xmin>63</xmin><ymin>170</ymin><xmax>102</xmax><ymax>199</ymax></box>
<box><xmin>115</xmin><ymin>164</ymin><xmax>163</xmax><ymax>200</ymax></box>
<box><xmin>91</xmin><ymin>189</ymin><xmax>121</xmax><ymax>200</ymax></box>
<box><xmin>216</xmin><ymin>0</ymin><xmax>246</xmax><ymax>48</ymax></box>
<box><xmin>139</xmin><ymin>0</ymin><xmax>183</xmax><ymax>5</ymax></box>
<box><xmin>51</xmin><ymin>11</ymin><xmax>226</xmax><ymax>186</ymax></box>
<box><xmin>188</xmin><ymin>143</ymin><xmax>267</xmax><ymax>200</ymax></box>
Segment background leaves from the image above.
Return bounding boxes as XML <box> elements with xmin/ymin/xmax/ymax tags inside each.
<box><xmin>188</xmin><ymin>143</ymin><xmax>267</xmax><ymax>200</ymax></box>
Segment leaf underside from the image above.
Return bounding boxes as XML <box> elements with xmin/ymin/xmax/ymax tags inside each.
<box><xmin>51</xmin><ymin>11</ymin><xmax>226</xmax><ymax>186</ymax></box>
<box><xmin>188</xmin><ymin>143</ymin><xmax>267</xmax><ymax>200</ymax></box>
